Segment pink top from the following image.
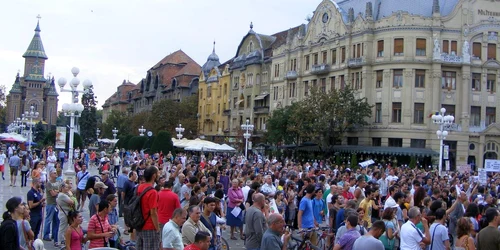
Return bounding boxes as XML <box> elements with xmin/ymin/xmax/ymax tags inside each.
<box><xmin>88</xmin><ymin>214</ymin><xmax>112</xmax><ymax>248</ymax></box>
<box><xmin>228</xmin><ymin>187</ymin><xmax>243</xmax><ymax>208</ymax></box>
<box><xmin>69</xmin><ymin>227</ymin><xmax>83</xmax><ymax>250</ymax></box>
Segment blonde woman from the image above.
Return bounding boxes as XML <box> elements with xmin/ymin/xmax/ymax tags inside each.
<box><xmin>57</xmin><ymin>182</ymin><xmax>76</xmax><ymax>247</ymax></box>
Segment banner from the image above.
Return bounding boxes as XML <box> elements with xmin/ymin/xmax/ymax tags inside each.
<box><xmin>478</xmin><ymin>169</ymin><xmax>487</xmax><ymax>185</ymax></box>
<box><xmin>55</xmin><ymin>126</ymin><xmax>67</xmax><ymax>149</ymax></box>
<box><xmin>485</xmin><ymin>159</ymin><xmax>500</xmax><ymax>172</ymax></box>
<box><xmin>443</xmin><ymin>145</ymin><xmax>449</xmax><ymax>160</ymax></box>
<box><xmin>457</xmin><ymin>164</ymin><xmax>471</xmax><ymax>174</ymax></box>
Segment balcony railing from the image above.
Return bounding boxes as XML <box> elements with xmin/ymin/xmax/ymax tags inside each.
<box><xmin>348</xmin><ymin>57</ymin><xmax>364</xmax><ymax>67</ymax></box>
<box><xmin>253</xmin><ymin>106</ymin><xmax>270</xmax><ymax>114</ymax></box>
<box><xmin>285</xmin><ymin>70</ymin><xmax>298</xmax><ymax>80</ymax></box>
<box><xmin>310</xmin><ymin>64</ymin><xmax>330</xmax><ymax>75</ymax></box>
<box><xmin>441</xmin><ymin>53</ymin><xmax>462</xmax><ymax>64</ymax></box>
<box><xmin>222</xmin><ymin>109</ymin><xmax>231</xmax><ymax>116</ymax></box>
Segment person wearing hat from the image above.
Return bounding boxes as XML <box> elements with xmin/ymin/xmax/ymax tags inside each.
<box><xmin>89</xmin><ymin>182</ymin><xmax>108</xmax><ymax>218</ymax></box>
<box><xmin>100</xmin><ymin>170</ymin><xmax>116</xmax><ymax>201</ymax></box>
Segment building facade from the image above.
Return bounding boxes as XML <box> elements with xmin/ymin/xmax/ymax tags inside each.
<box><xmin>268</xmin><ymin>0</ymin><xmax>500</xmax><ymax>169</ymax></box>
<box><xmin>6</xmin><ymin>20</ymin><xmax>59</xmax><ymax>127</ymax></box>
<box><xmin>102</xmin><ymin>50</ymin><xmax>201</xmax><ymax>123</ymax></box>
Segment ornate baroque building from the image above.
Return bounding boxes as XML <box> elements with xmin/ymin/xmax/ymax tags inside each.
<box><xmin>102</xmin><ymin>50</ymin><xmax>201</xmax><ymax>122</ymax></box>
<box><xmin>268</xmin><ymin>0</ymin><xmax>500</xmax><ymax>169</ymax></box>
<box><xmin>6</xmin><ymin>20</ymin><xmax>59</xmax><ymax>127</ymax></box>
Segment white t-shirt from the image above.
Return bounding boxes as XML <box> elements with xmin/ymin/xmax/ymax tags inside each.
<box><xmin>400</xmin><ymin>221</ymin><xmax>425</xmax><ymax>250</ymax></box>
<box><xmin>0</xmin><ymin>153</ymin><xmax>6</xmax><ymax>165</ymax></box>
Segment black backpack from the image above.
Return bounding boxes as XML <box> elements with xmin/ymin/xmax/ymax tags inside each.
<box><xmin>0</xmin><ymin>218</ymin><xmax>19</xmax><ymax>250</ymax></box>
<box><xmin>124</xmin><ymin>186</ymin><xmax>154</xmax><ymax>230</ymax></box>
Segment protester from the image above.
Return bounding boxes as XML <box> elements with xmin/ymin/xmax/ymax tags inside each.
<box><xmin>400</xmin><ymin>207</ymin><xmax>430</xmax><ymax>250</ymax></box>
<box><xmin>352</xmin><ymin>220</ymin><xmax>386</xmax><ymax>250</ymax></box>
<box><xmin>245</xmin><ymin>193</ymin><xmax>267</xmax><ymax>250</ymax></box>
<box><xmin>8</xmin><ymin>151</ymin><xmax>20</xmax><ymax>187</ymax></box>
<box><xmin>43</xmin><ymin>169</ymin><xmax>60</xmax><ymax>246</ymax></box>
<box><xmin>0</xmin><ymin>197</ymin><xmax>23</xmax><ymax>250</ymax></box>
<box><xmin>260</xmin><ymin>213</ymin><xmax>290</xmax><ymax>250</ymax></box>
<box><xmin>75</xmin><ymin>164</ymin><xmax>90</xmax><ymax>211</ymax></box>
<box><xmin>333</xmin><ymin>214</ymin><xmax>361</xmax><ymax>250</ymax></box>
<box><xmin>56</xmin><ymin>181</ymin><xmax>76</xmax><ymax>247</ymax></box>
<box><xmin>18</xmin><ymin>203</ymin><xmax>34</xmax><ymax>250</ymax></box>
<box><xmin>64</xmin><ymin>210</ymin><xmax>86</xmax><ymax>250</ymax></box>
<box><xmin>136</xmin><ymin>166</ymin><xmax>160</xmax><ymax>250</ymax></box>
<box><xmin>162</xmin><ymin>208</ymin><xmax>187</xmax><ymax>250</ymax></box>
<box><xmin>428</xmin><ymin>208</ymin><xmax>450</xmax><ymax>250</ymax></box>
<box><xmin>182</xmin><ymin>205</ymin><xmax>212</xmax><ymax>245</ymax></box>
<box><xmin>227</xmin><ymin>178</ymin><xmax>244</xmax><ymax>240</ymax></box>
<box><xmin>455</xmin><ymin>217</ymin><xmax>475</xmax><ymax>250</ymax></box>
<box><xmin>158</xmin><ymin>179</ymin><xmax>181</xmax><ymax>230</ymax></box>
<box><xmin>184</xmin><ymin>231</ymin><xmax>211</xmax><ymax>250</ymax></box>
<box><xmin>88</xmin><ymin>200</ymin><xmax>115</xmax><ymax>248</ymax></box>
<box><xmin>477</xmin><ymin>207</ymin><xmax>500</xmax><ymax>250</ymax></box>
<box><xmin>27</xmin><ymin>177</ymin><xmax>45</xmax><ymax>239</ymax></box>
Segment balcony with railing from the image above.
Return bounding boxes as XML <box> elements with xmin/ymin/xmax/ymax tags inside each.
<box><xmin>222</xmin><ymin>109</ymin><xmax>231</xmax><ymax>116</ymax></box>
<box><xmin>348</xmin><ymin>57</ymin><xmax>365</xmax><ymax>68</ymax></box>
<box><xmin>253</xmin><ymin>106</ymin><xmax>270</xmax><ymax>114</ymax></box>
<box><xmin>310</xmin><ymin>64</ymin><xmax>330</xmax><ymax>75</ymax></box>
<box><xmin>285</xmin><ymin>70</ymin><xmax>298</xmax><ymax>80</ymax></box>
<box><xmin>440</xmin><ymin>53</ymin><xmax>462</xmax><ymax>64</ymax></box>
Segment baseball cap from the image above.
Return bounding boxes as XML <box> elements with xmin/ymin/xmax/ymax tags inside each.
<box><xmin>384</xmin><ymin>199</ymin><xmax>399</xmax><ymax>209</ymax></box>
<box><xmin>94</xmin><ymin>182</ymin><xmax>108</xmax><ymax>189</ymax></box>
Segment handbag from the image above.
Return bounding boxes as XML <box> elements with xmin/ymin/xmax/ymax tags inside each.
<box><xmin>96</xmin><ymin>215</ymin><xmax>109</xmax><ymax>247</ymax></box>
<box><xmin>21</xmin><ymin>220</ymin><xmax>33</xmax><ymax>250</ymax></box>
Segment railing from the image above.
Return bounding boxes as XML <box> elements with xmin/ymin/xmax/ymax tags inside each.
<box><xmin>310</xmin><ymin>64</ymin><xmax>330</xmax><ymax>74</ymax></box>
<box><xmin>285</xmin><ymin>70</ymin><xmax>298</xmax><ymax>80</ymax></box>
<box><xmin>441</xmin><ymin>53</ymin><xmax>462</xmax><ymax>64</ymax></box>
<box><xmin>348</xmin><ymin>57</ymin><xmax>364</xmax><ymax>67</ymax></box>
<box><xmin>253</xmin><ymin>106</ymin><xmax>270</xmax><ymax>114</ymax></box>
<box><xmin>222</xmin><ymin>109</ymin><xmax>231</xmax><ymax>116</ymax></box>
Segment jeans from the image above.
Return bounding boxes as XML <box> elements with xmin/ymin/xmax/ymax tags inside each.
<box><xmin>58</xmin><ymin>211</ymin><xmax>69</xmax><ymax>244</ymax></box>
<box><xmin>43</xmin><ymin>204</ymin><xmax>60</xmax><ymax>242</ymax></box>
<box><xmin>30</xmin><ymin>214</ymin><xmax>42</xmax><ymax>239</ymax></box>
<box><xmin>117</xmin><ymin>188</ymin><xmax>123</xmax><ymax>216</ymax></box>
<box><xmin>114</xmin><ymin>165</ymin><xmax>120</xmax><ymax>177</ymax></box>
<box><xmin>21</xmin><ymin>170</ymin><xmax>28</xmax><ymax>187</ymax></box>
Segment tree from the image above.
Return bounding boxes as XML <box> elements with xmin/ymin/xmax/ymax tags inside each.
<box><xmin>56</xmin><ymin>112</ymin><xmax>69</xmax><ymax>126</ymax></box>
<box><xmin>150</xmin><ymin>131</ymin><xmax>173</xmax><ymax>154</ymax></box>
<box><xmin>120</xmin><ymin>134</ymin><xmax>134</xmax><ymax>150</ymax></box>
<box><xmin>102</xmin><ymin>110</ymin><xmax>130</xmax><ymax>138</ymax></box>
<box><xmin>350</xmin><ymin>154</ymin><xmax>358</xmax><ymax>169</ymax></box>
<box><xmin>128</xmin><ymin>112</ymin><xmax>151</xmax><ymax>136</ymax></box>
<box><xmin>265</xmin><ymin>102</ymin><xmax>302</xmax><ymax>145</ymax></box>
<box><xmin>79</xmin><ymin>85</ymin><xmax>98</xmax><ymax>146</ymax></box>
<box><xmin>127</xmin><ymin>136</ymin><xmax>148</xmax><ymax>151</ymax></box>
<box><xmin>0</xmin><ymin>106</ymin><xmax>6</xmax><ymax>132</ymax></box>
<box><xmin>148</xmin><ymin>95</ymin><xmax>198</xmax><ymax>138</ymax></box>
<box><xmin>143</xmin><ymin>136</ymin><xmax>156</xmax><ymax>152</ymax></box>
<box><xmin>33</xmin><ymin>121</ymin><xmax>46</xmax><ymax>143</ymax></box>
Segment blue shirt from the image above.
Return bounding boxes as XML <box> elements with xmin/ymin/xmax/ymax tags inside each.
<box><xmin>299</xmin><ymin>196</ymin><xmax>315</xmax><ymax>228</ymax></box>
<box><xmin>335</xmin><ymin>208</ymin><xmax>345</xmax><ymax>231</ymax></box>
<box><xmin>312</xmin><ymin>198</ymin><xmax>325</xmax><ymax>223</ymax></box>
<box><xmin>117</xmin><ymin>173</ymin><xmax>128</xmax><ymax>189</ymax></box>
<box><xmin>108</xmin><ymin>208</ymin><xmax>119</xmax><ymax>241</ymax></box>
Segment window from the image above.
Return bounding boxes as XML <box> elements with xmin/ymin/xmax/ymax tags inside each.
<box><xmin>488</xmin><ymin>44</ymin><xmax>497</xmax><ymax>60</ymax></box>
<box><xmin>414</xmin><ymin>103</ymin><xmax>424</xmax><ymax>124</ymax></box>
<box><xmin>487</xmin><ymin>74</ymin><xmax>496</xmax><ymax>92</ymax></box>
<box><xmin>312</xmin><ymin>79</ymin><xmax>317</xmax><ymax>89</ymax></box>
<box><xmin>262</xmin><ymin>72</ymin><xmax>268</xmax><ymax>84</ymax></box>
<box><xmin>304</xmin><ymin>81</ymin><xmax>309</xmax><ymax>96</ymax></box>
<box><xmin>340</xmin><ymin>75</ymin><xmax>345</xmax><ymax>89</ymax></box>
<box><xmin>233</xmin><ymin>77</ymin><xmax>239</xmax><ymax>89</ymax></box>
<box><xmin>442</xmin><ymin>104</ymin><xmax>455</xmax><ymax>117</ymax></box>
<box><xmin>470</xmin><ymin>106</ymin><xmax>481</xmax><ymax>126</ymax></box>
<box><xmin>331</xmin><ymin>49</ymin><xmax>337</xmax><ymax>64</ymax></box>
<box><xmin>394</xmin><ymin>38</ymin><xmax>404</xmax><ymax>56</ymax></box>
<box><xmin>375</xmin><ymin>103</ymin><xmax>382</xmax><ymax>123</ymax></box>
<box><xmin>322</xmin><ymin>51</ymin><xmax>328</xmax><ymax>64</ymax></box>
<box><xmin>442</xmin><ymin>40</ymin><xmax>449</xmax><ymax>54</ymax></box>
<box><xmin>353</xmin><ymin>72</ymin><xmax>362</xmax><ymax>90</ymax></box>
<box><xmin>372</xmin><ymin>138</ymin><xmax>382</xmax><ymax>146</ymax></box>
<box><xmin>273</xmin><ymin>87</ymin><xmax>278</xmax><ymax>100</ymax></box>
<box><xmin>473</xmin><ymin>42</ymin><xmax>481</xmax><ymax>59</ymax></box>
<box><xmin>393</xmin><ymin>69</ymin><xmax>403</xmax><ymax>87</ymax></box>
<box><xmin>199</xmin><ymin>89</ymin><xmax>203</xmax><ymax>99</ymax></box>
<box><xmin>472</xmin><ymin>73</ymin><xmax>481</xmax><ymax>91</ymax></box>
<box><xmin>290</xmin><ymin>59</ymin><xmax>297</xmax><ymax>71</ymax></box>
<box><xmin>416</xmin><ymin>38</ymin><xmax>426</xmax><ymax>56</ymax></box>
<box><xmin>451</xmin><ymin>41</ymin><xmax>457</xmax><ymax>55</ymax></box>
<box><xmin>313</xmin><ymin>53</ymin><xmax>319</xmax><ymax>65</ymax></box>
<box><xmin>347</xmin><ymin>137</ymin><xmax>358</xmax><ymax>145</ymax></box>
<box><xmin>274</xmin><ymin>64</ymin><xmax>280</xmax><ymax>78</ymax></box>
<box><xmin>256</xmin><ymin>74</ymin><xmax>260</xmax><ymax>85</ymax></box>
<box><xmin>441</xmin><ymin>71</ymin><xmax>456</xmax><ymax>90</ymax></box>
<box><xmin>247</xmin><ymin>73</ymin><xmax>253</xmax><ymax>87</ymax></box>
<box><xmin>376</xmin><ymin>70</ymin><xmax>383</xmax><ymax>88</ymax></box>
<box><xmin>487</xmin><ymin>107</ymin><xmax>496</xmax><ymax>126</ymax></box>
<box><xmin>415</xmin><ymin>70</ymin><xmax>425</xmax><ymax>88</ymax></box>
<box><xmin>320</xmin><ymin>78</ymin><xmax>326</xmax><ymax>93</ymax></box>
<box><xmin>329</xmin><ymin>76</ymin><xmax>335</xmax><ymax>91</ymax></box>
<box><xmin>341</xmin><ymin>47</ymin><xmax>346</xmax><ymax>63</ymax></box>
<box><xmin>289</xmin><ymin>82</ymin><xmax>296</xmax><ymax>97</ymax></box>
<box><xmin>246</xmin><ymin>95</ymin><xmax>251</xmax><ymax>107</ymax></box>
<box><xmin>388</xmin><ymin>138</ymin><xmax>403</xmax><ymax>147</ymax></box>
<box><xmin>207</xmin><ymin>86</ymin><xmax>211</xmax><ymax>98</ymax></box>
<box><xmin>305</xmin><ymin>55</ymin><xmax>310</xmax><ymax>70</ymax></box>
<box><xmin>217</xmin><ymin>104</ymin><xmax>220</xmax><ymax>114</ymax></box>
<box><xmin>411</xmin><ymin>139</ymin><xmax>426</xmax><ymax>148</ymax></box>
<box><xmin>233</xmin><ymin>97</ymin><xmax>238</xmax><ymax>108</ymax></box>
<box><xmin>377</xmin><ymin>40</ymin><xmax>384</xmax><ymax>57</ymax></box>
<box><xmin>392</xmin><ymin>102</ymin><xmax>402</xmax><ymax>123</ymax></box>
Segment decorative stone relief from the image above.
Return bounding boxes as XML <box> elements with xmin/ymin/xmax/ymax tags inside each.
<box><xmin>404</xmin><ymin>71</ymin><xmax>413</xmax><ymax>77</ymax></box>
<box><xmin>376</xmin><ymin>91</ymin><xmax>382</xmax><ymax>99</ymax></box>
<box><xmin>415</xmin><ymin>91</ymin><xmax>424</xmax><ymax>100</ymax></box>
<box><xmin>472</xmin><ymin>94</ymin><xmax>480</xmax><ymax>102</ymax></box>
<box><xmin>462</xmin><ymin>41</ymin><xmax>471</xmax><ymax>63</ymax></box>
<box><xmin>488</xmin><ymin>31</ymin><xmax>498</xmax><ymax>41</ymax></box>
<box><xmin>488</xmin><ymin>95</ymin><xmax>495</xmax><ymax>103</ymax></box>
<box><xmin>433</xmin><ymin>37</ymin><xmax>441</xmax><ymax>60</ymax></box>
<box><xmin>462</xmin><ymin>74</ymin><xmax>470</xmax><ymax>80</ymax></box>
<box><xmin>432</xmin><ymin>72</ymin><xmax>441</xmax><ymax>78</ymax></box>
<box><xmin>384</xmin><ymin>72</ymin><xmax>391</xmax><ymax>78</ymax></box>
<box><xmin>393</xmin><ymin>90</ymin><xmax>401</xmax><ymax>98</ymax></box>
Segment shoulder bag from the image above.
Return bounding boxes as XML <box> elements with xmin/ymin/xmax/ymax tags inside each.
<box><xmin>96</xmin><ymin>215</ymin><xmax>109</xmax><ymax>247</ymax></box>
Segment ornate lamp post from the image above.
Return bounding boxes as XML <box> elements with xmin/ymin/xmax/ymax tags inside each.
<box><xmin>58</xmin><ymin>67</ymin><xmax>93</xmax><ymax>179</ymax></box>
<box><xmin>139</xmin><ymin>126</ymin><xmax>146</xmax><ymax>136</ymax></box>
<box><xmin>112</xmin><ymin>127</ymin><xmax>119</xmax><ymax>140</ymax></box>
<box><xmin>241</xmin><ymin>119</ymin><xmax>254</xmax><ymax>160</ymax></box>
<box><xmin>24</xmin><ymin>106</ymin><xmax>39</xmax><ymax>152</ymax></box>
<box><xmin>175</xmin><ymin>124</ymin><xmax>185</xmax><ymax>139</ymax></box>
<box><xmin>431</xmin><ymin>107</ymin><xmax>455</xmax><ymax>176</ymax></box>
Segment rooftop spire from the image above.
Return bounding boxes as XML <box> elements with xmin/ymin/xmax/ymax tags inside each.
<box><xmin>213</xmin><ymin>40</ymin><xmax>216</xmax><ymax>53</ymax></box>
<box><xmin>433</xmin><ymin>0</ymin><xmax>440</xmax><ymax>14</ymax></box>
<box><xmin>250</xmin><ymin>22</ymin><xmax>253</xmax><ymax>30</ymax></box>
<box><xmin>23</xmin><ymin>15</ymin><xmax>48</xmax><ymax>59</ymax></box>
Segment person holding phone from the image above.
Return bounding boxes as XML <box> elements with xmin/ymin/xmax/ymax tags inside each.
<box><xmin>87</xmin><ymin>200</ymin><xmax>115</xmax><ymax>248</ymax></box>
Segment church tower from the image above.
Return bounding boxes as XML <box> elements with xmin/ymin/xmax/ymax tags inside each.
<box><xmin>6</xmin><ymin>17</ymin><xmax>58</xmax><ymax>128</ymax></box>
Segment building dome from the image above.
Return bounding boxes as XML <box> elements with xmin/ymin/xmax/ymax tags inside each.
<box><xmin>202</xmin><ymin>42</ymin><xmax>221</xmax><ymax>77</ymax></box>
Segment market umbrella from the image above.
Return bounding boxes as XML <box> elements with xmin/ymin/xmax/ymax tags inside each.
<box><xmin>2</xmin><ymin>137</ymin><xmax>22</xmax><ymax>143</ymax></box>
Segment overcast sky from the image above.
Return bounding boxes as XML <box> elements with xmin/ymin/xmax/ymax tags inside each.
<box><xmin>1</xmin><ymin>0</ymin><xmax>317</xmax><ymax>110</ymax></box>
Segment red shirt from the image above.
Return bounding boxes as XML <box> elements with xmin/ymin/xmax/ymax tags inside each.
<box><xmin>158</xmin><ymin>189</ymin><xmax>181</xmax><ymax>224</ymax></box>
<box><xmin>184</xmin><ymin>244</ymin><xmax>202</xmax><ymax>250</ymax></box>
<box><xmin>137</xmin><ymin>183</ymin><xmax>159</xmax><ymax>230</ymax></box>
<box><xmin>342</xmin><ymin>190</ymin><xmax>354</xmax><ymax>200</ymax></box>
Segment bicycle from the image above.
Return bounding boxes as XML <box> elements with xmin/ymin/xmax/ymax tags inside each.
<box><xmin>287</xmin><ymin>227</ymin><xmax>333</xmax><ymax>250</ymax></box>
<box><xmin>216</xmin><ymin>236</ymin><xmax>230</xmax><ymax>250</ymax></box>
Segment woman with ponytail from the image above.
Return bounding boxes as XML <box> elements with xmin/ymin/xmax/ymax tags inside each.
<box><xmin>0</xmin><ymin>196</ymin><xmax>24</xmax><ymax>250</ymax></box>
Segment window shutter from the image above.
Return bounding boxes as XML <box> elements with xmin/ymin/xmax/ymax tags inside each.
<box><xmin>488</xmin><ymin>44</ymin><xmax>497</xmax><ymax>59</ymax></box>
<box><xmin>451</xmin><ymin>41</ymin><xmax>457</xmax><ymax>53</ymax></box>
<box><xmin>378</xmin><ymin>40</ymin><xmax>384</xmax><ymax>51</ymax></box>
<box><xmin>416</xmin><ymin>39</ymin><xmax>426</xmax><ymax>50</ymax></box>
<box><xmin>394</xmin><ymin>39</ymin><xmax>404</xmax><ymax>54</ymax></box>
<box><xmin>473</xmin><ymin>43</ymin><xmax>482</xmax><ymax>58</ymax></box>
<box><xmin>442</xmin><ymin>40</ymin><xmax>449</xmax><ymax>53</ymax></box>
<box><xmin>377</xmin><ymin>71</ymin><xmax>383</xmax><ymax>81</ymax></box>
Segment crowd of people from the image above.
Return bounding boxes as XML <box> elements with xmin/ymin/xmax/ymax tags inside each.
<box><xmin>1</xmin><ymin>144</ymin><xmax>500</xmax><ymax>250</ymax></box>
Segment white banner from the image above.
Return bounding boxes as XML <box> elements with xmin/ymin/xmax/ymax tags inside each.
<box><xmin>55</xmin><ymin>126</ymin><xmax>67</xmax><ymax>149</ymax></box>
<box><xmin>478</xmin><ymin>169</ymin><xmax>487</xmax><ymax>185</ymax></box>
<box><xmin>484</xmin><ymin>159</ymin><xmax>500</xmax><ymax>172</ymax></box>
<box><xmin>457</xmin><ymin>164</ymin><xmax>471</xmax><ymax>174</ymax></box>
<box><xmin>443</xmin><ymin>145</ymin><xmax>449</xmax><ymax>160</ymax></box>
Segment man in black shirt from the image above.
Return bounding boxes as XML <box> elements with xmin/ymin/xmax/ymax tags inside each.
<box><xmin>122</xmin><ymin>170</ymin><xmax>137</xmax><ymax>234</ymax></box>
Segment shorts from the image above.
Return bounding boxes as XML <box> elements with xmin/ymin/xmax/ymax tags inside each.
<box><xmin>136</xmin><ymin>230</ymin><xmax>160</xmax><ymax>250</ymax></box>
<box><xmin>0</xmin><ymin>164</ymin><xmax>4</xmax><ymax>172</ymax></box>
<box><xmin>10</xmin><ymin>167</ymin><xmax>18</xmax><ymax>176</ymax></box>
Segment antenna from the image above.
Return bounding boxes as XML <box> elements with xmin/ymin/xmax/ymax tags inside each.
<box><xmin>36</xmin><ymin>14</ymin><xmax>41</xmax><ymax>21</ymax></box>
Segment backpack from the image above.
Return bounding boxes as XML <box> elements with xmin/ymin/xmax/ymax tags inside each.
<box><xmin>124</xmin><ymin>186</ymin><xmax>154</xmax><ymax>230</ymax></box>
<box><xmin>0</xmin><ymin>218</ymin><xmax>19</xmax><ymax>250</ymax></box>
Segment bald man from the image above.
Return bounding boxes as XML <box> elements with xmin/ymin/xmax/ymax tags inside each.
<box><xmin>260</xmin><ymin>213</ymin><xmax>291</xmax><ymax>250</ymax></box>
<box><xmin>245</xmin><ymin>193</ymin><xmax>267</xmax><ymax>250</ymax></box>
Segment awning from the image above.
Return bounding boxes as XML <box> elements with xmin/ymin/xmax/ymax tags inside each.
<box><xmin>254</xmin><ymin>93</ymin><xmax>269</xmax><ymax>101</ymax></box>
<box><xmin>332</xmin><ymin>145</ymin><xmax>439</xmax><ymax>157</ymax></box>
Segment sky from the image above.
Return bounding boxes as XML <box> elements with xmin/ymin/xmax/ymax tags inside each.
<box><xmin>0</xmin><ymin>0</ymin><xmax>318</xmax><ymax>110</ymax></box>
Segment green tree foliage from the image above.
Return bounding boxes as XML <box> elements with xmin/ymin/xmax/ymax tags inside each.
<box><xmin>79</xmin><ymin>85</ymin><xmax>98</xmax><ymax>146</ymax></box>
<box><xmin>409</xmin><ymin>156</ymin><xmax>417</xmax><ymax>169</ymax></box>
<box><xmin>33</xmin><ymin>121</ymin><xmax>46</xmax><ymax>143</ymax></box>
<box><xmin>102</xmin><ymin>110</ymin><xmax>130</xmax><ymax>138</ymax></box>
<box><xmin>120</xmin><ymin>134</ymin><xmax>134</xmax><ymax>150</ymax></box>
<box><xmin>56</xmin><ymin>112</ymin><xmax>69</xmax><ymax>126</ymax></box>
<box><xmin>127</xmin><ymin>136</ymin><xmax>148</xmax><ymax>151</ymax></box>
<box><xmin>143</xmin><ymin>135</ymin><xmax>156</xmax><ymax>152</ymax></box>
<box><xmin>148</xmin><ymin>95</ymin><xmax>198</xmax><ymax>138</ymax></box>
<box><xmin>0</xmin><ymin>106</ymin><xmax>6</xmax><ymax>132</ymax></box>
<box><xmin>43</xmin><ymin>130</ymin><xmax>83</xmax><ymax>149</ymax></box>
<box><xmin>265</xmin><ymin>86</ymin><xmax>372</xmax><ymax>148</ymax></box>
<box><xmin>150</xmin><ymin>131</ymin><xmax>173</xmax><ymax>154</ymax></box>
<box><xmin>350</xmin><ymin>154</ymin><xmax>358</xmax><ymax>168</ymax></box>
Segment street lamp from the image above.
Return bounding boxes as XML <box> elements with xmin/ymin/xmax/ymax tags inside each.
<box><xmin>112</xmin><ymin>127</ymin><xmax>119</xmax><ymax>140</ymax></box>
<box><xmin>139</xmin><ymin>126</ymin><xmax>146</xmax><ymax>136</ymax></box>
<box><xmin>431</xmin><ymin>107</ymin><xmax>455</xmax><ymax>177</ymax></box>
<box><xmin>241</xmin><ymin>119</ymin><xmax>254</xmax><ymax>160</ymax></box>
<box><xmin>58</xmin><ymin>67</ymin><xmax>92</xmax><ymax>179</ymax></box>
<box><xmin>175</xmin><ymin>124</ymin><xmax>185</xmax><ymax>139</ymax></box>
<box><xmin>24</xmin><ymin>106</ymin><xmax>39</xmax><ymax>152</ymax></box>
